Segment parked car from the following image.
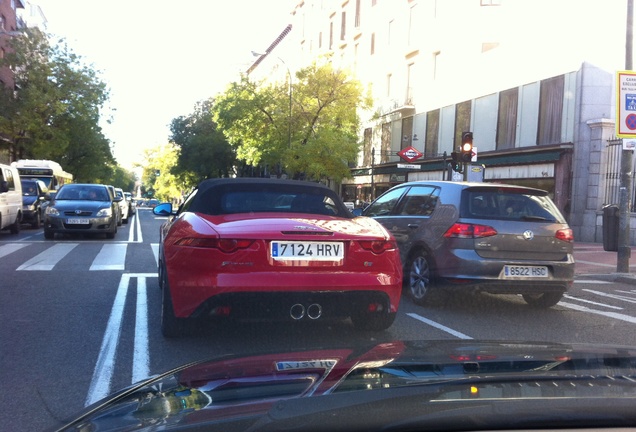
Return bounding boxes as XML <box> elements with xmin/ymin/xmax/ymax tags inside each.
<box><xmin>123</xmin><ymin>191</ymin><xmax>136</xmax><ymax>216</ymax></box>
<box><xmin>106</xmin><ymin>185</ymin><xmax>122</xmax><ymax>226</ymax></box>
<box><xmin>147</xmin><ymin>198</ymin><xmax>159</xmax><ymax>209</ymax></box>
<box><xmin>43</xmin><ymin>183</ymin><xmax>122</xmax><ymax>240</ymax></box>
<box><xmin>114</xmin><ymin>187</ymin><xmax>129</xmax><ymax>224</ymax></box>
<box><xmin>362</xmin><ymin>181</ymin><xmax>574</xmax><ymax>308</ymax></box>
<box><xmin>20</xmin><ymin>178</ymin><xmax>49</xmax><ymax>228</ymax></box>
<box><xmin>0</xmin><ymin>162</ymin><xmax>22</xmax><ymax>234</ymax></box>
<box><xmin>153</xmin><ymin>178</ymin><xmax>402</xmax><ymax>337</ymax></box>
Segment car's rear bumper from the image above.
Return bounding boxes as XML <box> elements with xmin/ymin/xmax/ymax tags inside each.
<box><xmin>44</xmin><ymin>216</ymin><xmax>116</xmax><ymax>233</ymax></box>
<box><xmin>434</xmin><ymin>248</ymin><xmax>575</xmax><ymax>294</ymax></box>
<box><xmin>166</xmin><ymin>270</ymin><xmax>402</xmax><ymax>319</ymax></box>
<box><xmin>188</xmin><ymin>290</ymin><xmax>396</xmax><ymax>322</ymax></box>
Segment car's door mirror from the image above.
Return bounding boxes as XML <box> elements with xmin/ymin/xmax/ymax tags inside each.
<box><xmin>153</xmin><ymin>202</ymin><xmax>173</xmax><ymax>216</ymax></box>
<box><xmin>352</xmin><ymin>208</ymin><xmax>363</xmax><ymax>216</ymax></box>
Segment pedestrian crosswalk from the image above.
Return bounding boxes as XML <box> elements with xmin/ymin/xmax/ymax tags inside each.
<box><xmin>1</xmin><ymin>241</ymin><xmax>158</xmax><ymax>271</ymax></box>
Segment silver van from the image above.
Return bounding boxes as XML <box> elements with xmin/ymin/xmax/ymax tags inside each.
<box><xmin>0</xmin><ymin>163</ymin><xmax>23</xmax><ymax>234</ymax></box>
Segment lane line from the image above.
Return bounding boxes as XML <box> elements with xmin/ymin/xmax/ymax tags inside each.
<box><xmin>0</xmin><ymin>243</ymin><xmax>29</xmax><ymax>259</ymax></box>
<box><xmin>559</xmin><ymin>301</ymin><xmax>636</xmax><ymax>324</ymax></box>
<box><xmin>90</xmin><ymin>243</ymin><xmax>128</xmax><ymax>271</ymax></box>
<box><xmin>151</xmin><ymin>244</ymin><xmax>159</xmax><ymax>267</ymax></box>
<box><xmin>132</xmin><ymin>277</ymin><xmax>149</xmax><ymax>384</ymax></box>
<box><xmin>85</xmin><ymin>274</ymin><xmax>130</xmax><ymax>406</ymax></box>
<box><xmin>563</xmin><ymin>294</ymin><xmax>623</xmax><ymax>310</ymax></box>
<box><xmin>574</xmin><ymin>279</ymin><xmax>612</xmax><ymax>284</ymax></box>
<box><xmin>407</xmin><ymin>313</ymin><xmax>473</xmax><ymax>339</ymax></box>
<box><xmin>136</xmin><ymin>211</ymin><xmax>143</xmax><ymax>243</ymax></box>
<box><xmin>127</xmin><ymin>215</ymin><xmax>135</xmax><ymax>243</ymax></box>
<box><xmin>16</xmin><ymin>243</ymin><xmax>78</xmax><ymax>271</ymax></box>
<box><xmin>582</xmin><ymin>288</ymin><xmax>636</xmax><ymax>304</ymax></box>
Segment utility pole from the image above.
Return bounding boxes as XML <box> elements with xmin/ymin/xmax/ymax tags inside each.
<box><xmin>618</xmin><ymin>0</ymin><xmax>634</xmax><ymax>273</ymax></box>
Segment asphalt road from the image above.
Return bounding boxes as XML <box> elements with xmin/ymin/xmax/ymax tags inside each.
<box><xmin>2</xmin><ymin>209</ymin><xmax>636</xmax><ymax>430</ymax></box>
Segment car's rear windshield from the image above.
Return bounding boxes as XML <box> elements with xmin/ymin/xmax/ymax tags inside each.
<box><xmin>461</xmin><ymin>188</ymin><xmax>565</xmax><ymax>223</ymax></box>
<box><xmin>191</xmin><ymin>184</ymin><xmax>349</xmax><ymax>217</ymax></box>
<box><xmin>56</xmin><ymin>185</ymin><xmax>109</xmax><ymax>201</ymax></box>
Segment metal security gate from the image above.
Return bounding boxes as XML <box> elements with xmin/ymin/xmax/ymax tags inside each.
<box><xmin>604</xmin><ymin>138</ymin><xmax>636</xmax><ymax>211</ymax></box>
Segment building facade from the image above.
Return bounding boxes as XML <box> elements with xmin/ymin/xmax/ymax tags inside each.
<box><xmin>259</xmin><ymin>0</ymin><xmax>636</xmax><ymax>243</ymax></box>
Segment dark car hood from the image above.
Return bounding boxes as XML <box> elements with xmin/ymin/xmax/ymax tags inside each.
<box><xmin>22</xmin><ymin>195</ymin><xmax>38</xmax><ymax>205</ymax></box>
<box><xmin>48</xmin><ymin>339</ymin><xmax>636</xmax><ymax>432</ymax></box>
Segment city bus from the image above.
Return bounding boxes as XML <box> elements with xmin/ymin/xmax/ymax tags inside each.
<box><xmin>11</xmin><ymin>159</ymin><xmax>74</xmax><ymax>190</ymax></box>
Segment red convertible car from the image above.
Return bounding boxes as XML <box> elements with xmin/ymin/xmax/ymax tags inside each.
<box><xmin>153</xmin><ymin>178</ymin><xmax>402</xmax><ymax>337</ymax></box>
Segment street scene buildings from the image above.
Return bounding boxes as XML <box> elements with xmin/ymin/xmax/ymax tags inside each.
<box><xmin>249</xmin><ymin>0</ymin><xmax>635</xmax><ymax>244</ymax></box>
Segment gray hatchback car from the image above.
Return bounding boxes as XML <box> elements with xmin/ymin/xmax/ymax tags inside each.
<box><xmin>363</xmin><ymin>181</ymin><xmax>574</xmax><ymax>308</ymax></box>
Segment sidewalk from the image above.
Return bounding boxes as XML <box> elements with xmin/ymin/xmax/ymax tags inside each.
<box><xmin>574</xmin><ymin>242</ymin><xmax>636</xmax><ymax>284</ymax></box>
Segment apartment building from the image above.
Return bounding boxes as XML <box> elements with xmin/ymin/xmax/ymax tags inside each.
<box><xmin>0</xmin><ymin>0</ymin><xmax>24</xmax><ymax>90</ymax></box>
<box><xmin>261</xmin><ymin>0</ymin><xmax>633</xmax><ymax>243</ymax></box>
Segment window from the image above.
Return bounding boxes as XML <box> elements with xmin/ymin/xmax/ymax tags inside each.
<box><xmin>363</xmin><ymin>127</ymin><xmax>372</xmax><ymax>167</ymax></box>
<box><xmin>341</xmin><ymin>11</ymin><xmax>346</xmax><ymax>40</ymax></box>
<box><xmin>381</xmin><ymin>122</ymin><xmax>391</xmax><ymax>162</ymax></box>
<box><xmin>329</xmin><ymin>21</ymin><xmax>334</xmax><ymax>49</ymax></box>
<box><xmin>408</xmin><ymin>5</ymin><xmax>418</xmax><ymax>46</ymax></box>
<box><xmin>318</xmin><ymin>31</ymin><xmax>322</xmax><ymax>49</ymax></box>
<box><xmin>454</xmin><ymin>100</ymin><xmax>471</xmax><ymax>149</ymax></box>
<box><xmin>364</xmin><ymin>187</ymin><xmax>407</xmax><ymax>217</ymax></box>
<box><xmin>386</xmin><ymin>73</ymin><xmax>392</xmax><ymax>98</ymax></box>
<box><xmin>371</xmin><ymin>32</ymin><xmax>375</xmax><ymax>55</ymax></box>
<box><xmin>497</xmin><ymin>88</ymin><xmax>518</xmax><ymax>149</ymax></box>
<box><xmin>401</xmin><ymin>116</ymin><xmax>414</xmax><ymax>150</ymax></box>
<box><xmin>397</xmin><ymin>186</ymin><xmax>439</xmax><ymax>216</ymax></box>
<box><xmin>355</xmin><ymin>0</ymin><xmax>361</xmax><ymax>27</ymax></box>
<box><xmin>537</xmin><ymin>75</ymin><xmax>564</xmax><ymax>145</ymax></box>
<box><xmin>425</xmin><ymin>110</ymin><xmax>439</xmax><ymax>156</ymax></box>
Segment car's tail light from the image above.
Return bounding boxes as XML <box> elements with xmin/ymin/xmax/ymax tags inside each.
<box><xmin>358</xmin><ymin>240</ymin><xmax>397</xmax><ymax>254</ymax></box>
<box><xmin>175</xmin><ymin>238</ymin><xmax>253</xmax><ymax>252</ymax></box>
<box><xmin>443</xmin><ymin>223</ymin><xmax>497</xmax><ymax>239</ymax></box>
<box><xmin>555</xmin><ymin>228</ymin><xmax>574</xmax><ymax>242</ymax></box>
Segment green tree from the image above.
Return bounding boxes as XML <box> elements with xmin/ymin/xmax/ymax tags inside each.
<box><xmin>139</xmin><ymin>144</ymin><xmax>188</xmax><ymax>202</ymax></box>
<box><xmin>213</xmin><ymin>58</ymin><xmax>371</xmax><ymax>182</ymax></box>
<box><xmin>169</xmin><ymin>99</ymin><xmax>235</xmax><ymax>181</ymax></box>
<box><xmin>0</xmin><ymin>27</ymin><xmax>114</xmax><ymax>180</ymax></box>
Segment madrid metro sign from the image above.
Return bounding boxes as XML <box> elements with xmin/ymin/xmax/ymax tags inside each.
<box><xmin>397</xmin><ymin>146</ymin><xmax>423</xmax><ymax>162</ymax></box>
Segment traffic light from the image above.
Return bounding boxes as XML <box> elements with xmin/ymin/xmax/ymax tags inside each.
<box><xmin>460</xmin><ymin>132</ymin><xmax>473</xmax><ymax>162</ymax></box>
<box><xmin>450</xmin><ymin>151</ymin><xmax>462</xmax><ymax>172</ymax></box>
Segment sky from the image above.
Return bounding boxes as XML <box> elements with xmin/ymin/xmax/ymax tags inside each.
<box><xmin>33</xmin><ymin>0</ymin><xmax>295</xmax><ymax>170</ymax></box>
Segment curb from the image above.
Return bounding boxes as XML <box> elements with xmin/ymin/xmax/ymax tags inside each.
<box><xmin>576</xmin><ymin>273</ymin><xmax>636</xmax><ymax>285</ymax></box>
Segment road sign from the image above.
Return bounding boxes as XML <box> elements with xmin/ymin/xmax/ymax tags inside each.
<box><xmin>617</xmin><ymin>71</ymin><xmax>636</xmax><ymax>137</ymax></box>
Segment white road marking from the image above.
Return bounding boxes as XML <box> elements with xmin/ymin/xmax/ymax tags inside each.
<box><xmin>559</xmin><ymin>301</ymin><xmax>636</xmax><ymax>324</ymax></box>
<box><xmin>0</xmin><ymin>243</ymin><xmax>29</xmax><ymax>259</ymax></box>
<box><xmin>407</xmin><ymin>313</ymin><xmax>473</xmax><ymax>339</ymax></box>
<box><xmin>582</xmin><ymin>288</ymin><xmax>636</xmax><ymax>304</ymax></box>
<box><xmin>90</xmin><ymin>244</ymin><xmax>128</xmax><ymax>271</ymax></box>
<box><xmin>151</xmin><ymin>243</ymin><xmax>159</xmax><ymax>267</ymax></box>
<box><xmin>132</xmin><ymin>277</ymin><xmax>149</xmax><ymax>384</ymax></box>
<box><xmin>574</xmin><ymin>279</ymin><xmax>612</xmax><ymax>284</ymax></box>
<box><xmin>16</xmin><ymin>243</ymin><xmax>78</xmax><ymax>271</ymax></box>
<box><xmin>563</xmin><ymin>294</ymin><xmax>623</xmax><ymax>310</ymax></box>
<box><xmin>85</xmin><ymin>274</ymin><xmax>130</xmax><ymax>406</ymax></box>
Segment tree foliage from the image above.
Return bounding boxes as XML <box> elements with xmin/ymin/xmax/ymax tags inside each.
<box><xmin>213</xmin><ymin>58</ymin><xmax>371</xmax><ymax>182</ymax></box>
<box><xmin>138</xmin><ymin>144</ymin><xmax>189</xmax><ymax>202</ymax></box>
<box><xmin>0</xmin><ymin>27</ymin><xmax>115</xmax><ymax>182</ymax></box>
<box><xmin>169</xmin><ymin>99</ymin><xmax>235</xmax><ymax>184</ymax></box>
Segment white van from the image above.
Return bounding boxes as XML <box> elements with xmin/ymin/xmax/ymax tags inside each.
<box><xmin>0</xmin><ymin>163</ymin><xmax>23</xmax><ymax>234</ymax></box>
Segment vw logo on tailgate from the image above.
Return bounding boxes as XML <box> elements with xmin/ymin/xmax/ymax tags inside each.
<box><xmin>523</xmin><ymin>230</ymin><xmax>534</xmax><ymax>240</ymax></box>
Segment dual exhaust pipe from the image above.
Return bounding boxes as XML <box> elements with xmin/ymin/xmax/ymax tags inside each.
<box><xmin>290</xmin><ymin>303</ymin><xmax>322</xmax><ymax>320</ymax></box>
